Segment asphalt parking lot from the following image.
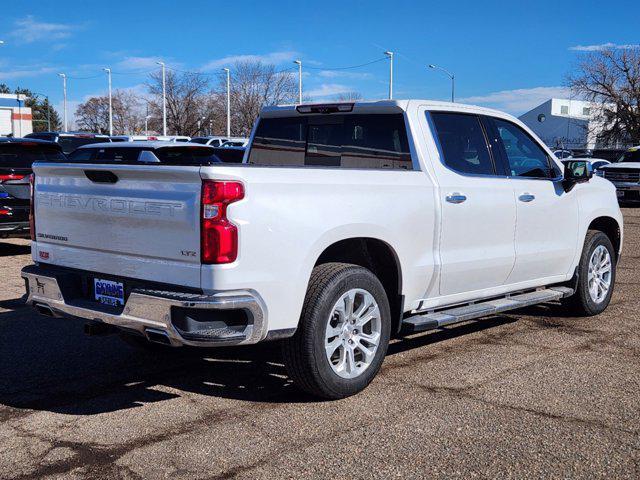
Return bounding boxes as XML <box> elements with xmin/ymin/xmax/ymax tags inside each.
<box><xmin>0</xmin><ymin>210</ymin><xmax>638</xmax><ymax>479</ymax></box>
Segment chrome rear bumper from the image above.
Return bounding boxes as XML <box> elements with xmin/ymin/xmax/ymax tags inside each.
<box><xmin>21</xmin><ymin>265</ymin><xmax>267</xmax><ymax>347</ymax></box>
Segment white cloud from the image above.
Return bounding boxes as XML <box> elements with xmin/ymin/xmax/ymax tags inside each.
<box><xmin>0</xmin><ymin>65</ymin><xmax>57</xmax><ymax>81</ymax></box>
<box><xmin>306</xmin><ymin>83</ymin><xmax>353</xmax><ymax>99</ymax></box>
<box><xmin>569</xmin><ymin>42</ymin><xmax>640</xmax><ymax>52</ymax></box>
<box><xmin>317</xmin><ymin>70</ymin><xmax>372</xmax><ymax>80</ymax></box>
<box><xmin>115</xmin><ymin>56</ymin><xmax>166</xmax><ymax>71</ymax></box>
<box><xmin>201</xmin><ymin>51</ymin><xmax>297</xmax><ymax>70</ymax></box>
<box><xmin>459</xmin><ymin>86</ymin><xmax>571</xmax><ymax>115</ymax></box>
<box><xmin>9</xmin><ymin>16</ymin><xmax>79</xmax><ymax>44</ymax></box>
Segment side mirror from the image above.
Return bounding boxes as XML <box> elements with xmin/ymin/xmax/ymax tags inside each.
<box><xmin>562</xmin><ymin>160</ymin><xmax>593</xmax><ymax>192</ymax></box>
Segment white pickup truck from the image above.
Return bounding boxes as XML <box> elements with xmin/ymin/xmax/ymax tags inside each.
<box><xmin>22</xmin><ymin>100</ymin><xmax>623</xmax><ymax>399</ymax></box>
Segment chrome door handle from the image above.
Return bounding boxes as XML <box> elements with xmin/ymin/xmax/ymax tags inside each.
<box><xmin>519</xmin><ymin>193</ymin><xmax>535</xmax><ymax>202</ymax></box>
<box><xmin>445</xmin><ymin>193</ymin><xmax>467</xmax><ymax>204</ymax></box>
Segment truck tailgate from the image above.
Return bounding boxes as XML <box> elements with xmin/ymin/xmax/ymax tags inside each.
<box><xmin>32</xmin><ymin>163</ymin><xmax>203</xmax><ymax>288</ymax></box>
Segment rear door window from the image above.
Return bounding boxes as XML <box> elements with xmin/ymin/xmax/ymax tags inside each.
<box><xmin>248</xmin><ymin>113</ymin><xmax>412</xmax><ymax>169</ymax></box>
<box><xmin>430</xmin><ymin>112</ymin><xmax>495</xmax><ymax>175</ymax></box>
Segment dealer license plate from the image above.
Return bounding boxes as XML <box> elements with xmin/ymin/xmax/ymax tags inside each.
<box><xmin>94</xmin><ymin>278</ymin><xmax>125</xmax><ymax>306</ymax></box>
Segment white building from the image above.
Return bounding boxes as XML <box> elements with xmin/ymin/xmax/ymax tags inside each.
<box><xmin>519</xmin><ymin>98</ymin><xmax>603</xmax><ymax>150</ymax></box>
<box><xmin>0</xmin><ymin>93</ymin><xmax>33</xmax><ymax>137</ymax></box>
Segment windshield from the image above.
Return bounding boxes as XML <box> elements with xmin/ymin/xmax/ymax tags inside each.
<box><xmin>0</xmin><ymin>143</ymin><xmax>66</xmax><ymax>167</ymax></box>
<box><xmin>65</xmin><ymin>146</ymin><xmax>221</xmax><ymax>166</ymax></box>
<box><xmin>617</xmin><ymin>149</ymin><xmax>640</xmax><ymax>163</ymax></box>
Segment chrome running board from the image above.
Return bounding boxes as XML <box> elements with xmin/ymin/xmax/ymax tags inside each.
<box><xmin>401</xmin><ymin>287</ymin><xmax>574</xmax><ymax>334</ymax></box>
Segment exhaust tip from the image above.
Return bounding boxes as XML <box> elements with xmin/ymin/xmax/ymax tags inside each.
<box><xmin>145</xmin><ymin>328</ymin><xmax>172</xmax><ymax>346</ymax></box>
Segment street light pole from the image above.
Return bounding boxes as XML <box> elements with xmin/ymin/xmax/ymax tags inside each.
<box><xmin>103</xmin><ymin>68</ymin><xmax>113</xmax><ymax>135</ymax></box>
<box><xmin>58</xmin><ymin>73</ymin><xmax>67</xmax><ymax>132</ymax></box>
<box><xmin>156</xmin><ymin>62</ymin><xmax>167</xmax><ymax>135</ymax></box>
<box><xmin>428</xmin><ymin>64</ymin><xmax>455</xmax><ymax>103</ymax></box>
<box><xmin>223</xmin><ymin>68</ymin><xmax>231</xmax><ymax>137</ymax></box>
<box><xmin>293</xmin><ymin>60</ymin><xmax>302</xmax><ymax>103</ymax></box>
<box><xmin>384</xmin><ymin>51</ymin><xmax>394</xmax><ymax>100</ymax></box>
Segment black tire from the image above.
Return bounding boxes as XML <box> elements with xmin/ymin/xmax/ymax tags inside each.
<box><xmin>562</xmin><ymin>230</ymin><xmax>616</xmax><ymax>316</ymax></box>
<box><xmin>282</xmin><ymin>262</ymin><xmax>391</xmax><ymax>400</ymax></box>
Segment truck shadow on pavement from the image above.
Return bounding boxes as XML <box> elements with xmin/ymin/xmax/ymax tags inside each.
<box><xmin>0</xmin><ymin>241</ymin><xmax>30</xmax><ymax>257</ymax></box>
<box><xmin>0</xmin><ymin>298</ymin><xmax>564</xmax><ymax>416</ymax></box>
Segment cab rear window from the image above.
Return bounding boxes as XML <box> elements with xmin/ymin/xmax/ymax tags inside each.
<box><xmin>248</xmin><ymin>114</ymin><xmax>413</xmax><ymax>170</ymax></box>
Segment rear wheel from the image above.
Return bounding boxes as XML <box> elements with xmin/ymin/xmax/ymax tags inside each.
<box><xmin>282</xmin><ymin>263</ymin><xmax>391</xmax><ymax>399</ymax></box>
<box><xmin>563</xmin><ymin>230</ymin><xmax>616</xmax><ymax>316</ymax></box>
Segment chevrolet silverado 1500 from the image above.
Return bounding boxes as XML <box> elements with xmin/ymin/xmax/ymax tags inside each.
<box><xmin>21</xmin><ymin>101</ymin><xmax>623</xmax><ymax>399</ymax></box>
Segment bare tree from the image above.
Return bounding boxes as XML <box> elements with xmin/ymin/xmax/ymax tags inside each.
<box><xmin>214</xmin><ymin>60</ymin><xmax>298</xmax><ymax>136</ymax></box>
<box><xmin>112</xmin><ymin>90</ymin><xmax>144</xmax><ymax>134</ymax></box>
<box><xmin>75</xmin><ymin>90</ymin><xmax>145</xmax><ymax>134</ymax></box>
<box><xmin>75</xmin><ymin>97</ymin><xmax>109</xmax><ymax>133</ymax></box>
<box><xmin>568</xmin><ymin>48</ymin><xmax>640</xmax><ymax>146</ymax></box>
<box><xmin>147</xmin><ymin>70</ymin><xmax>213</xmax><ymax>136</ymax></box>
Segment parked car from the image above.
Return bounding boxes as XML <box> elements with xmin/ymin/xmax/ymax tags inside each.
<box><xmin>587</xmin><ymin>158</ymin><xmax>611</xmax><ymax>170</ymax></box>
<box><xmin>553</xmin><ymin>149</ymin><xmax>573</xmax><ymax>159</ymax></box>
<box><xmin>598</xmin><ymin>145</ymin><xmax>640</xmax><ymax>201</ymax></box>
<box><xmin>22</xmin><ymin>100</ymin><xmax>622</xmax><ymax>399</ymax></box>
<box><xmin>62</xmin><ymin>142</ymin><xmax>222</xmax><ymax>165</ymax></box>
<box><xmin>110</xmin><ymin>135</ymin><xmax>156</xmax><ymax>142</ymax></box>
<box><xmin>190</xmin><ymin>136</ymin><xmax>229</xmax><ymax>147</ymax></box>
<box><xmin>220</xmin><ymin>138</ymin><xmax>249</xmax><ymax>147</ymax></box>
<box><xmin>211</xmin><ymin>146</ymin><xmax>245</xmax><ymax>163</ymax></box>
<box><xmin>24</xmin><ymin>132</ymin><xmax>111</xmax><ymax>154</ymax></box>
<box><xmin>0</xmin><ymin>138</ymin><xmax>64</xmax><ymax>238</ymax></box>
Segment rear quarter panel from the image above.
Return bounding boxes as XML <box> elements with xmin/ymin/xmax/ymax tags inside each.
<box><xmin>200</xmin><ymin>165</ymin><xmax>436</xmax><ymax>333</ymax></box>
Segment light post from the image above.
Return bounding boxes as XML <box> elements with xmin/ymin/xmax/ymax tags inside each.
<box><xmin>428</xmin><ymin>64</ymin><xmax>455</xmax><ymax>103</ymax></box>
<box><xmin>293</xmin><ymin>60</ymin><xmax>302</xmax><ymax>104</ymax></box>
<box><xmin>103</xmin><ymin>68</ymin><xmax>113</xmax><ymax>135</ymax></box>
<box><xmin>156</xmin><ymin>61</ymin><xmax>167</xmax><ymax>135</ymax></box>
<box><xmin>16</xmin><ymin>94</ymin><xmax>23</xmax><ymax>137</ymax></box>
<box><xmin>384</xmin><ymin>51</ymin><xmax>394</xmax><ymax>100</ymax></box>
<box><xmin>223</xmin><ymin>68</ymin><xmax>231</xmax><ymax>137</ymax></box>
<box><xmin>58</xmin><ymin>73</ymin><xmax>67</xmax><ymax>132</ymax></box>
<box><xmin>144</xmin><ymin>115</ymin><xmax>152</xmax><ymax>134</ymax></box>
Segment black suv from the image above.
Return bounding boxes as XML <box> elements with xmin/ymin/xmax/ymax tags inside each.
<box><xmin>0</xmin><ymin>138</ymin><xmax>65</xmax><ymax>238</ymax></box>
<box><xmin>24</xmin><ymin>132</ymin><xmax>111</xmax><ymax>154</ymax></box>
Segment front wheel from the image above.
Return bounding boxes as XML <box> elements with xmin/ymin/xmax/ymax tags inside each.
<box><xmin>282</xmin><ymin>263</ymin><xmax>391</xmax><ymax>399</ymax></box>
<box><xmin>563</xmin><ymin>230</ymin><xmax>617</xmax><ymax>316</ymax></box>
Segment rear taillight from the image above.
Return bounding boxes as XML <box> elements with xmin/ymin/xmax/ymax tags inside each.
<box><xmin>0</xmin><ymin>174</ymin><xmax>26</xmax><ymax>183</ymax></box>
<box><xmin>0</xmin><ymin>209</ymin><xmax>10</xmax><ymax>216</ymax></box>
<box><xmin>201</xmin><ymin>180</ymin><xmax>244</xmax><ymax>264</ymax></box>
<box><xmin>29</xmin><ymin>174</ymin><xmax>35</xmax><ymax>241</ymax></box>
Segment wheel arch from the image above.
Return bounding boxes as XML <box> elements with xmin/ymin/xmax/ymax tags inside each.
<box><xmin>588</xmin><ymin>216</ymin><xmax>622</xmax><ymax>259</ymax></box>
<box><xmin>314</xmin><ymin>237</ymin><xmax>404</xmax><ymax>334</ymax></box>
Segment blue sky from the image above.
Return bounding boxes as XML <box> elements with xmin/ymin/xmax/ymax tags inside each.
<box><xmin>1</xmin><ymin>0</ymin><xmax>639</xmax><ymax>123</ymax></box>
